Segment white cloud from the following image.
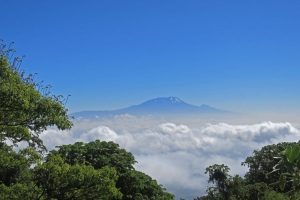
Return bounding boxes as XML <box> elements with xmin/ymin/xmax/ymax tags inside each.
<box><xmin>81</xmin><ymin>126</ymin><xmax>119</xmax><ymax>142</ymax></box>
<box><xmin>159</xmin><ymin>123</ymin><xmax>190</xmax><ymax>134</ymax></box>
<box><xmin>40</xmin><ymin>119</ymin><xmax>300</xmax><ymax>199</ymax></box>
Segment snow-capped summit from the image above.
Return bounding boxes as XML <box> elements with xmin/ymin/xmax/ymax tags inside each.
<box><xmin>139</xmin><ymin>96</ymin><xmax>184</xmax><ymax>105</ymax></box>
<box><xmin>168</xmin><ymin>96</ymin><xmax>183</xmax><ymax>103</ymax></box>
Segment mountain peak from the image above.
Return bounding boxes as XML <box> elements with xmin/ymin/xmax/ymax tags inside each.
<box><xmin>73</xmin><ymin>97</ymin><xmax>228</xmax><ymax>118</ymax></box>
<box><xmin>166</xmin><ymin>96</ymin><xmax>184</xmax><ymax>103</ymax></box>
<box><xmin>143</xmin><ymin>96</ymin><xmax>184</xmax><ymax>105</ymax></box>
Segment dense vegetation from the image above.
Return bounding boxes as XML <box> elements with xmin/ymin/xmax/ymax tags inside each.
<box><xmin>195</xmin><ymin>142</ymin><xmax>300</xmax><ymax>200</ymax></box>
<box><xmin>0</xmin><ymin>43</ymin><xmax>174</xmax><ymax>200</ymax></box>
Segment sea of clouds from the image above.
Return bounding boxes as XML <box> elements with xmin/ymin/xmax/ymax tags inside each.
<box><xmin>41</xmin><ymin>115</ymin><xmax>300</xmax><ymax>199</ymax></box>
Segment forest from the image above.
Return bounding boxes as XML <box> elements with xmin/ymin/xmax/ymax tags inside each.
<box><xmin>1</xmin><ymin>43</ymin><xmax>300</xmax><ymax>200</ymax></box>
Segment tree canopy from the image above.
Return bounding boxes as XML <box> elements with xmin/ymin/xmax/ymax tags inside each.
<box><xmin>196</xmin><ymin>142</ymin><xmax>300</xmax><ymax>200</ymax></box>
<box><xmin>50</xmin><ymin>140</ymin><xmax>136</xmax><ymax>173</ymax></box>
<box><xmin>50</xmin><ymin>140</ymin><xmax>174</xmax><ymax>200</ymax></box>
<box><xmin>34</xmin><ymin>155</ymin><xmax>122</xmax><ymax>200</ymax></box>
<box><xmin>0</xmin><ymin>44</ymin><xmax>72</xmax><ymax>150</ymax></box>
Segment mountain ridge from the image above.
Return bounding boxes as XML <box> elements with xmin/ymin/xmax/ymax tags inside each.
<box><xmin>72</xmin><ymin>97</ymin><xmax>229</xmax><ymax>118</ymax></box>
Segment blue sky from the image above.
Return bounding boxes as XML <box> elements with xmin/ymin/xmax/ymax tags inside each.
<box><xmin>1</xmin><ymin>0</ymin><xmax>300</xmax><ymax>113</ymax></box>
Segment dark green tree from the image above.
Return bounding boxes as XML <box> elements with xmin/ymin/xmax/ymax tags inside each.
<box><xmin>34</xmin><ymin>154</ymin><xmax>122</xmax><ymax>200</ymax></box>
<box><xmin>271</xmin><ymin>144</ymin><xmax>300</xmax><ymax>198</ymax></box>
<box><xmin>243</xmin><ymin>142</ymin><xmax>300</xmax><ymax>192</ymax></box>
<box><xmin>50</xmin><ymin>140</ymin><xmax>135</xmax><ymax>173</ymax></box>
<box><xmin>118</xmin><ymin>170</ymin><xmax>174</xmax><ymax>200</ymax></box>
<box><xmin>0</xmin><ymin>182</ymin><xmax>43</xmax><ymax>200</ymax></box>
<box><xmin>0</xmin><ymin>143</ymin><xmax>43</xmax><ymax>200</ymax></box>
<box><xmin>205</xmin><ymin>164</ymin><xmax>231</xmax><ymax>199</ymax></box>
<box><xmin>196</xmin><ymin>142</ymin><xmax>300</xmax><ymax>200</ymax></box>
<box><xmin>0</xmin><ymin>41</ymin><xmax>72</xmax><ymax>199</ymax></box>
<box><xmin>50</xmin><ymin>140</ymin><xmax>174</xmax><ymax>200</ymax></box>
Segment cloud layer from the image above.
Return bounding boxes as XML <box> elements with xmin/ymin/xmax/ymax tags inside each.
<box><xmin>40</xmin><ymin>118</ymin><xmax>300</xmax><ymax>199</ymax></box>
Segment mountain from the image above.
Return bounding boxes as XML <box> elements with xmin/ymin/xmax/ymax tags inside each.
<box><xmin>72</xmin><ymin>97</ymin><xmax>228</xmax><ymax>118</ymax></box>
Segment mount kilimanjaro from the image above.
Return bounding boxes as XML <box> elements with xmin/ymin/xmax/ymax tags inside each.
<box><xmin>72</xmin><ymin>97</ymin><xmax>228</xmax><ymax>118</ymax></box>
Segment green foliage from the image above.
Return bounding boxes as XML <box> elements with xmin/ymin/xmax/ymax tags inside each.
<box><xmin>264</xmin><ymin>190</ymin><xmax>289</xmax><ymax>200</ymax></box>
<box><xmin>197</xmin><ymin>142</ymin><xmax>300</xmax><ymax>200</ymax></box>
<box><xmin>243</xmin><ymin>142</ymin><xmax>298</xmax><ymax>192</ymax></box>
<box><xmin>118</xmin><ymin>170</ymin><xmax>174</xmax><ymax>200</ymax></box>
<box><xmin>0</xmin><ymin>46</ymin><xmax>72</xmax><ymax>150</ymax></box>
<box><xmin>284</xmin><ymin>145</ymin><xmax>300</xmax><ymax>163</ymax></box>
<box><xmin>34</xmin><ymin>154</ymin><xmax>122</xmax><ymax>200</ymax></box>
<box><xmin>0</xmin><ymin>182</ymin><xmax>43</xmax><ymax>200</ymax></box>
<box><xmin>0</xmin><ymin>143</ymin><xmax>40</xmax><ymax>186</ymax></box>
<box><xmin>50</xmin><ymin>140</ymin><xmax>135</xmax><ymax>173</ymax></box>
<box><xmin>0</xmin><ymin>143</ymin><xmax>43</xmax><ymax>199</ymax></box>
<box><xmin>272</xmin><ymin>144</ymin><xmax>300</xmax><ymax>196</ymax></box>
<box><xmin>0</xmin><ymin>139</ymin><xmax>174</xmax><ymax>200</ymax></box>
<box><xmin>205</xmin><ymin>164</ymin><xmax>231</xmax><ymax>199</ymax></box>
<box><xmin>50</xmin><ymin>140</ymin><xmax>174</xmax><ymax>200</ymax></box>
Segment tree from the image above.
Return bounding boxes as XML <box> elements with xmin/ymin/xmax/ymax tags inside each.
<box><xmin>196</xmin><ymin>142</ymin><xmax>300</xmax><ymax>200</ymax></box>
<box><xmin>50</xmin><ymin>140</ymin><xmax>174</xmax><ymax>200</ymax></box>
<box><xmin>34</xmin><ymin>154</ymin><xmax>122</xmax><ymax>200</ymax></box>
<box><xmin>50</xmin><ymin>140</ymin><xmax>135</xmax><ymax>173</ymax></box>
<box><xmin>0</xmin><ymin>41</ymin><xmax>72</xmax><ymax>199</ymax></box>
<box><xmin>271</xmin><ymin>144</ymin><xmax>300</xmax><ymax>198</ymax></box>
<box><xmin>243</xmin><ymin>142</ymin><xmax>300</xmax><ymax>192</ymax></box>
<box><xmin>118</xmin><ymin>170</ymin><xmax>174</xmax><ymax>200</ymax></box>
<box><xmin>0</xmin><ymin>42</ymin><xmax>72</xmax><ymax>150</ymax></box>
<box><xmin>0</xmin><ymin>143</ymin><xmax>40</xmax><ymax>186</ymax></box>
<box><xmin>205</xmin><ymin>164</ymin><xmax>231</xmax><ymax>199</ymax></box>
<box><xmin>0</xmin><ymin>143</ymin><xmax>42</xmax><ymax>200</ymax></box>
<box><xmin>198</xmin><ymin>164</ymin><xmax>286</xmax><ymax>200</ymax></box>
<box><xmin>0</xmin><ymin>182</ymin><xmax>43</xmax><ymax>200</ymax></box>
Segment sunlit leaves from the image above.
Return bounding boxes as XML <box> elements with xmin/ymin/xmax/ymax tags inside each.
<box><xmin>50</xmin><ymin>140</ymin><xmax>174</xmax><ymax>200</ymax></box>
<box><xmin>0</xmin><ymin>54</ymin><xmax>72</xmax><ymax>150</ymax></box>
<box><xmin>198</xmin><ymin>142</ymin><xmax>300</xmax><ymax>200</ymax></box>
<box><xmin>283</xmin><ymin>145</ymin><xmax>300</xmax><ymax>164</ymax></box>
<box><xmin>34</xmin><ymin>155</ymin><xmax>122</xmax><ymax>200</ymax></box>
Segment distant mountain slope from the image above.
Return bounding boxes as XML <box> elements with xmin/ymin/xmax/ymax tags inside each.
<box><xmin>72</xmin><ymin>97</ymin><xmax>229</xmax><ymax>118</ymax></box>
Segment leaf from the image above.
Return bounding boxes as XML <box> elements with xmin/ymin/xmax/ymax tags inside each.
<box><xmin>284</xmin><ymin>145</ymin><xmax>300</xmax><ymax>163</ymax></box>
<box><xmin>279</xmin><ymin>174</ymin><xmax>286</xmax><ymax>191</ymax></box>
